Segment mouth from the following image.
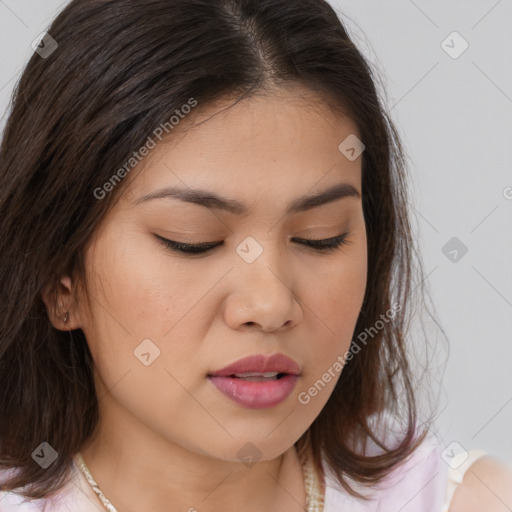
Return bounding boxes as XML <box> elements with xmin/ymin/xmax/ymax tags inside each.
<box><xmin>223</xmin><ymin>371</ymin><xmax>288</xmax><ymax>381</ymax></box>
<box><xmin>208</xmin><ymin>353</ymin><xmax>301</xmax><ymax>378</ymax></box>
<box><xmin>207</xmin><ymin>353</ymin><xmax>301</xmax><ymax>409</ymax></box>
<box><xmin>207</xmin><ymin>373</ymin><xmax>300</xmax><ymax>409</ymax></box>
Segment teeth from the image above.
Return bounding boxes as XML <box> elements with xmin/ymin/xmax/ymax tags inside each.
<box><xmin>233</xmin><ymin>371</ymin><xmax>280</xmax><ymax>378</ymax></box>
<box><xmin>234</xmin><ymin>371</ymin><xmax>280</xmax><ymax>378</ymax></box>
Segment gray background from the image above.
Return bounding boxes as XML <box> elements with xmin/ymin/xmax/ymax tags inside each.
<box><xmin>1</xmin><ymin>0</ymin><xmax>511</xmax><ymax>462</ymax></box>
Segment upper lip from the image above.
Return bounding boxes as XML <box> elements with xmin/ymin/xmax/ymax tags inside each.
<box><xmin>208</xmin><ymin>353</ymin><xmax>301</xmax><ymax>377</ymax></box>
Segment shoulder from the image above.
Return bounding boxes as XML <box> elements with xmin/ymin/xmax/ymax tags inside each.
<box><xmin>322</xmin><ymin>431</ymin><xmax>451</xmax><ymax>511</ymax></box>
<box><xmin>448</xmin><ymin>455</ymin><xmax>512</xmax><ymax>512</ymax></box>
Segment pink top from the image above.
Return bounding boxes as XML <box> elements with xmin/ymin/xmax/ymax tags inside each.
<box><xmin>0</xmin><ymin>434</ymin><xmax>485</xmax><ymax>511</ymax></box>
<box><xmin>323</xmin><ymin>432</ymin><xmax>449</xmax><ymax>511</ymax></box>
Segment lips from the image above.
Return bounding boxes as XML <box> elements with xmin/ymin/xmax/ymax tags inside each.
<box><xmin>208</xmin><ymin>353</ymin><xmax>301</xmax><ymax>378</ymax></box>
<box><xmin>207</xmin><ymin>353</ymin><xmax>301</xmax><ymax>409</ymax></box>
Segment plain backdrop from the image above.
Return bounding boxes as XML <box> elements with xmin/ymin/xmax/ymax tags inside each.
<box><xmin>1</xmin><ymin>0</ymin><xmax>511</xmax><ymax>463</ymax></box>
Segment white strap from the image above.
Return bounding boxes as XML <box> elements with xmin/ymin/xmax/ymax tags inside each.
<box><xmin>442</xmin><ymin>449</ymin><xmax>487</xmax><ymax>512</ymax></box>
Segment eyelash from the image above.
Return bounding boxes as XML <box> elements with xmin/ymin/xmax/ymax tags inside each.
<box><xmin>155</xmin><ymin>233</ymin><xmax>351</xmax><ymax>255</ymax></box>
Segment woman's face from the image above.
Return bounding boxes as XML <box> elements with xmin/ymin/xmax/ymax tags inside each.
<box><xmin>75</xmin><ymin>88</ymin><xmax>367</xmax><ymax>462</ymax></box>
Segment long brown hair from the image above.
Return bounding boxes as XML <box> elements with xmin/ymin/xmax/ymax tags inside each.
<box><xmin>0</xmin><ymin>0</ymin><xmax>445</xmax><ymax>501</ymax></box>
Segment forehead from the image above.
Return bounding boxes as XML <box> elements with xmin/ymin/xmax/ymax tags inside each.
<box><xmin>123</xmin><ymin>88</ymin><xmax>362</xmax><ymax>214</ymax></box>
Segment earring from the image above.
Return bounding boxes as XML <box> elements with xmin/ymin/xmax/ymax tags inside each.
<box><xmin>63</xmin><ymin>311</ymin><xmax>70</xmax><ymax>324</ymax></box>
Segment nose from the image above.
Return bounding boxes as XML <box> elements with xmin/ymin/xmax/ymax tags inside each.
<box><xmin>223</xmin><ymin>250</ymin><xmax>303</xmax><ymax>333</ymax></box>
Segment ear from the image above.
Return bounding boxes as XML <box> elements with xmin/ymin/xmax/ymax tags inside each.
<box><xmin>41</xmin><ymin>275</ymin><xmax>82</xmax><ymax>331</ymax></box>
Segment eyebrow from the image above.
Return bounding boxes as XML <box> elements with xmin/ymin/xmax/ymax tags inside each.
<box><xmin>133</xmin><ymin>181</ymin><xmax>360</xmax><ymax>216</ymax></box>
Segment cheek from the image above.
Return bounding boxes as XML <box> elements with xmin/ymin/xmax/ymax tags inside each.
<box><xmin>301</xmin><ymin>236</ymin><xmax>367</xmax><ymax>377</ymax></box>
<box><xmin>294</xmin><ymin>267</ymin><xmax>366</xmax><ymax>419</ymax></box>
<box><xmin>311</xmin><ymin>235</ymin><xmax>367</xmax><ymax>329</ymax></box>
<box><xmin>81</xmin><ymin>229</ymin><xmax>214</xmax><ymax>394</ymax></box>
<box><xmin>84</xmin><ymin>228</ymin><xmax>201</xmax><ymax>339</ymax></box>
<box><xmin>80</xmin><ymin>238</ymin><xmax>205</xmax><ymax>417</ymax></box>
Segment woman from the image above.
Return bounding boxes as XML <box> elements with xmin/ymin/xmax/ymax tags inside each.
<box><xmin>0</xmin><ymin>1</ymin><xmax>510</xmax><ymax>511</ymax></box>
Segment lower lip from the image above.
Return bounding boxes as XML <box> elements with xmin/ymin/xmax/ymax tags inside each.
<box><xmin>207</xmin><ymin>375</ymin><xmax>299</xmax><ymax>409</ymax></box>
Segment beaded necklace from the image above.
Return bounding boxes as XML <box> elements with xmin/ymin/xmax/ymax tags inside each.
<box><xmin>75</xmin><ymin>449</ymin><xmax>325</xmax><ymax>512</ymax></box>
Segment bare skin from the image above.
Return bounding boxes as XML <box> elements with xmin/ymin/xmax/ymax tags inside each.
<box><xmin>45</xmin><ymin>86</ymin><xmax>368</xmax><ymax>512</ymax></box>
<box><xmin>43</xmin><ymin>86</ymin><xmax>512</xmax><ymax>511</ymax></box>
<box><xmin>449</xmin><ymin>455</ymin><xmax>512</xmax><ymax>512</ymax></box>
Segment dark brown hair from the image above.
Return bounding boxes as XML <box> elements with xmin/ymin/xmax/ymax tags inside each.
<box><xmin>0</xmin><ymin>0</ymin><xmax>444</xmax><ymax>501</ymax></box>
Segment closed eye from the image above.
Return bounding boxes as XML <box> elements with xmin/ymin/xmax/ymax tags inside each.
<box><xmin>154</xmin><ymin>233</ymin><xmax>351</xmax><ymax>255</ymax></box>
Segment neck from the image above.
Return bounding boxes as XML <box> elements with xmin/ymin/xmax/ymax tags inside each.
<box><xmin>78</xmin><ymin>396</ymin><xmax>307</xmax><ymax>512</ymax></box>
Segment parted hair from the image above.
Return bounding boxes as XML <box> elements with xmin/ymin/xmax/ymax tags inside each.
<box><xmin>0</xmin><ymin>0</ymin><xmax>442</xmax><ymax>500</ymax></box>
